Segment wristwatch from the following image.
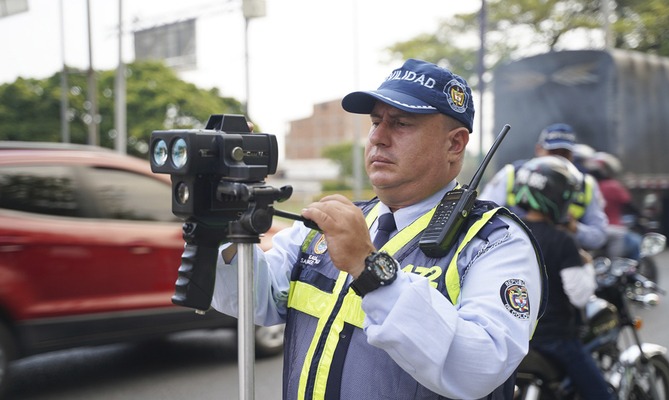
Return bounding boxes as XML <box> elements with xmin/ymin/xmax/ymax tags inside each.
<box><xmin>350</xmin><ymin>251</ymin><xmax>399</xmax><ymax>297</ymax></box>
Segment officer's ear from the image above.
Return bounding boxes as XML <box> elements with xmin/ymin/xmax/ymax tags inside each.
<box><xmin>448</xmin><ymin>126</ymin><xmax>469</xmax><ymax>157</ymax></box>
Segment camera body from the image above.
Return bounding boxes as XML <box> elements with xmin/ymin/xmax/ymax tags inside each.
<box><xmin>149</xmin><ymin>114</ymin><xmax>282</xmax><ymax>311</ymax></box>
<box><xmin>149</xmin><ymin>114</ymin><xmax>278</xmax><ymax>225</ymax></box>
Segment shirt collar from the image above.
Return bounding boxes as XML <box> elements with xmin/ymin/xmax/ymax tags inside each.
<box><xmin>376</xmin><ymin>180</ymin><xmax>458</xmax><ymax>232</ymax></box>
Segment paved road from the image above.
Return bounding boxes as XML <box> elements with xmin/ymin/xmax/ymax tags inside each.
<box><xmin>6</xmin><ymin>250</ymin><xmax>669</xmax><ymax>400</ymax></box>
<box><xmin>6</xmin><ymin>330</ymin><xmax>283</xmax><ymax>400</ymax></box>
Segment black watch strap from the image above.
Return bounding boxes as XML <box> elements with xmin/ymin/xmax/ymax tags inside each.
<box><xmin>350</xmin><ymin>252</ymin><xmax>398</xmax><ymax>297</ymax></box>
<box><xmin>350</xmin><ymin>268</ymin><xmax>379</xmax><ymax>297</ymax></box>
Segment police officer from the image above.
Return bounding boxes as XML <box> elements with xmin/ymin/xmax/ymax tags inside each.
<box><xmin>212</xmin><ymin>59</ymin><xmax>545</xmax><ymax>399</ymax></box>
<box><xmin>480</xmin><ymin>123</ymin><xmax>609</xmax><ymax>251</ymax></box>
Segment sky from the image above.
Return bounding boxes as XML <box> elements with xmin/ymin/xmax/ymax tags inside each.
<box><xmin>0</xmin><ymin>0</ymin><xmax>481</xmax><ymax>151</ymax></box>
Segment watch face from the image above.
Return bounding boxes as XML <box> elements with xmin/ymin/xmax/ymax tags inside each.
<box><xmin>373</xmin><ymin>253</ymin><xmax>398</xmax><ymax>280</ymax></box>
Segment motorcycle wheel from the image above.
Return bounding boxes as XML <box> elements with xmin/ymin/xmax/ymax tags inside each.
<box><xmin>629</xmin><ymin>354</ymin><xmax>669</xmax><ymax>400</ymax></box>
<box><xmin>637</xmin><ymin>256</ymin><xmax>658</xmax><ymax>282</ymax></box>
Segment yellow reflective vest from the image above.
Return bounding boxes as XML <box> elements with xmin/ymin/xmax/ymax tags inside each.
<box><xmin>283</xmin><ymin>198</ymin><xmax>546</xmax><ymax>400</ymax></box>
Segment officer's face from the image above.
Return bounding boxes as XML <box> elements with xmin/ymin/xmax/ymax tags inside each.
<box><xmin>365</xmin><ymin>102</ymin><xmax>469</xmax><ymax>209</ymax></box>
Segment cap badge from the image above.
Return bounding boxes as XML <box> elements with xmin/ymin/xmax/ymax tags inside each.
<box><xmin>444</xmin><ymin>79</ymin><xmax>468</xmax><ymax>113</ymax></box>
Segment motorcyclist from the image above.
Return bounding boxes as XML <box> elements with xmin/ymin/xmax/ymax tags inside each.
<box><xmin>571</xmin><ymin>143</ymin><xmax>595</xmax><ymax>173</ymax></box>
<box><xmin>514</xmin><ymin>155</ymin><xmax>615</xmax><ymax>400</ymax></box>
<box><xmin>480</xmin><ymin>123</ymin><xmax>609</xmax><ymax>251</ymax></box>
<box><xmin>584</xmin><ymin>151</ymin><xmax>642</xmax><ymax>260</ymax></box>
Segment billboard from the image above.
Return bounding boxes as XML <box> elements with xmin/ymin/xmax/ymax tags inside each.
<box><xmin>134</xmin><ymin>19</ymin><xmax>197</xmax><ymax>70</ymax></box>
<box><xmin>243</xmin><ymin>0</ymin><xmax>266</xmax><ymax>19</ymax></box>
<box><xmin>0</xmin><ymin>0</ymin><xmax>28</xmax><ymax>18</ymax></box>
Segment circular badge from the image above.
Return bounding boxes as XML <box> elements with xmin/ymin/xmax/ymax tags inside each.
<box><xmin>444</xmin><ymin>78</ymin><xmax>468</xmax><ymax>114</ymax></box>
<box><xmin>500</xmin><ymin>279</ymin><xmax>530</xmax><ymax>320</ymax></box>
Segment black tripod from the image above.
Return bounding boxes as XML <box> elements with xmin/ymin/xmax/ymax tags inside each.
<box><xmin>173</xmin><ymin>182</ymin><xmax>317</xmax><ymax>400</ymax></box>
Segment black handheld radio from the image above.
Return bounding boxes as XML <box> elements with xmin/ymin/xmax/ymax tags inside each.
<box><xmin>419</xmin><ymin>124</ymin><xmax>511</xmax><ymax>258</ymax></box>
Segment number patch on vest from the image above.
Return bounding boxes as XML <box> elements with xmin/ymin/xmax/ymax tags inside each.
<box><xmin>403</xmin><ymin>264</ymin><xmax>443</xmax><ymax>289</ymax></box>
<box><xmin>500</xmin><ymin>279</ymin><xmax>530</xmax><ymax>319</ymax></box>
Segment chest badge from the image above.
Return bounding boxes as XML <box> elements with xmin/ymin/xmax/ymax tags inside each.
<box><xmin>314</xmin><ymin>235</ymin><xmax>328</xmax><ymax>254</ymax></box>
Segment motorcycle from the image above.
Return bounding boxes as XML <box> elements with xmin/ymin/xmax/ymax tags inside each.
<box><xmin>514</xmin><ymin>233</ymin><xmax>669</xmax><ymax>400</ymax></box>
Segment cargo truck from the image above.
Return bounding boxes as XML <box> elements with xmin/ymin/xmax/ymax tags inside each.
<box><xmin>491</xmin><ymin>49</ymin><xmax>669</xmax><ymax>235</ymax></box>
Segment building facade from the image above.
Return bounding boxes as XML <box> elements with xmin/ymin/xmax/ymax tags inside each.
<box><xmin>284</xmin><ymin>99</ymin><xmax>368</xmax><ymax>160</ymax></box>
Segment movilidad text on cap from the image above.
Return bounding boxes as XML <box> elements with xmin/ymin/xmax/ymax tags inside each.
<box><xmin>341</xmin><ymin>59</ymin><xmax>475</xmax><ymax>132</ymax></box>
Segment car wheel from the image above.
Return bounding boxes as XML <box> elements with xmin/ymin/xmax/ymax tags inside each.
<box><xmin>0</xmin><ymin>322</ymin><xmax>16</xmax><ymax>396</ymax></box>
<box><xmin>254</xmin><ymin>324</ymin><xmax>285</xmax><ymax>358</ymax></box>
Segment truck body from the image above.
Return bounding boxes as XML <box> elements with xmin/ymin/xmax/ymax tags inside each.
<box><xmin>492</xmin><ymin>49</ymin><xmax>669</xmax><ymax>235</ymax></box>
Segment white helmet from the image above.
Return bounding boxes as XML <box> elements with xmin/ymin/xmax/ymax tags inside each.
<box><xmin>585</xmin><ymin>151</ymin><xmax>622</xmax><ymax>179</ymax></box>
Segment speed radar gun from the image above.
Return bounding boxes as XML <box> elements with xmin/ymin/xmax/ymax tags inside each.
<box><xmin>149</xmin><ymin>114</ymin><xmax>315</xmax><ymax>400</ymax></box>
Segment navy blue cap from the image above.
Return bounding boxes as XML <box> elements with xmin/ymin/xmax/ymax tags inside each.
<box><xmin>342</xmin><ymin>59</ymin><xmax>475</xmax><ymax>132</ymax></box>
<box><xmin>537</xmin><ymin>123</ymin><xmax>577</xmax><ymax>151</ymax></box>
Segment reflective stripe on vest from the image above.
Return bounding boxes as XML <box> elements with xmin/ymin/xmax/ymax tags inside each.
<box><xmin>505</xmin><ymin>164</ymin><xmax>518</xmax><ymax>207</ymax></box>
<box><xmin>505</xmin><ymin>163</ymin><xmax>593</xmax><ymax>219</ymax></box>
<box><xmin>570</xmin><ymin>174</ymin><xmax>594</xmax><ymax>219</ymax></box>
<box><xmin>445</xmin><ymin>208</ymin><xmax>500</xmax><ymax>303</ymax></box>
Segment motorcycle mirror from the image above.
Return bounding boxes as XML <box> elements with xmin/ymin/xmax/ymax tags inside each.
<box><xmin>640</xmin><ymin>233</ymin><xmax>667</xmax><ymax>257</ymax></box>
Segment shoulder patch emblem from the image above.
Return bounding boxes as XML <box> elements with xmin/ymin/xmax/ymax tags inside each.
<box><xmin>500</xmin><ymin>279</ymin><xmax>530</xmax><ymax>319</ymax></box>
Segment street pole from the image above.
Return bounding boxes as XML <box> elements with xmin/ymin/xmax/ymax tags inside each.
<box><xmin>115</xmin><ymin>0</ymin><xmax>127</xmax><ymax>154</ymax></box>
<box><xmin>351</xmin><ymin>0</ymin><xmax>363</xmax><ymax>201</ymax></box>
<box><xmin>243</xmin><ymin>16</ymin><xmax>250</xmax><ymax>117</ymax></box>
<box><xmin>59</xmin><ymin>0</ymin><xmax>69</xmax><ymax>143</ymax></box>
<box><xmin>477</xmin><ymin>0</ymin><xmax>487</xmax><ymax>164</ymax></box>
<box><xmin>86</xmin><ymin>0</ymin><xmax>98</xmax><ymax>146</ymax></box>
<box><xmin>601</xmin><ymin>0</ymin><xmax>613</xmax><ymax>49</ymax></box>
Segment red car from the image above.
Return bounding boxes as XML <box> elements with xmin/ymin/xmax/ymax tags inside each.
<box><xmin>0</xmin><ymin>141</ymin><xmax>286</xmax><ymax>393</ymax></box>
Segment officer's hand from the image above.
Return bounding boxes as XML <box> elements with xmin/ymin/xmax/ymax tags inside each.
<box><xmin>301</xmin><ymin>194</ymin><xmax>375</xmax><ymax>279</ymax></box>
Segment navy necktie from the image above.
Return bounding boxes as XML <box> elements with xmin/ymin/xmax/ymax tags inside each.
<box><xmin>373</xmin><ymin>213</ymin><xmax>397</xmax><ymax>250</ymax></box>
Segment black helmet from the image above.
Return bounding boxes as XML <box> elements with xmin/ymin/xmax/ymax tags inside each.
<box><xmin>513</xmin><ymin>155</ymin><xmax>582</xmax><ymax>223</ymax></box>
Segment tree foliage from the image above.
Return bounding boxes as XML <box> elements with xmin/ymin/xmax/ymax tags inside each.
<box><xmin>0</xmin><ymin>61</ymin><xmax>244</xmax><ymax>157</ymax></box>
<box><xmin>321</xmin><ymin>141</ymin><xmax>371</xmax><ymax>190</ymax></box>
<box><xmin>322</xmin><ymin>142</ymin><xmax>359</xmax><ymax>178</ymax></box>
<box><xmin>385</xmin><ymin>0</ymin><xmax>669</xmax><ymax>82</ymax></box>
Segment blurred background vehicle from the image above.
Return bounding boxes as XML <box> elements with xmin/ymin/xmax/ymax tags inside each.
<box><xmin>0</xmin><ymin>141</ymin><xmax>286</xmax><ymax>394</ymax></box>
<box><xmin>492</xmin><ymin>49</ymin><xmax>669</xmax><ymax>238</ymax></box>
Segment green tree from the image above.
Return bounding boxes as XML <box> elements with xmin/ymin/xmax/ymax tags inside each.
<box><xmin>385</xmin><ymin>0</ymin><xmax>669</xmax><ymax>80</ymax></box>
<box><xmin>615</xmin><ymin>0</ymin><xmax>669</xmax><ymax>55</ymax></box>
<box><xmin>321</xmin><ymin>142</ymin><xmax>370</xmax><ymax>190</ymax></box>
<box><xmin>0</xmin><ymin>61</ymin><xmax>245</xmax><ymax>157</ymax></box>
